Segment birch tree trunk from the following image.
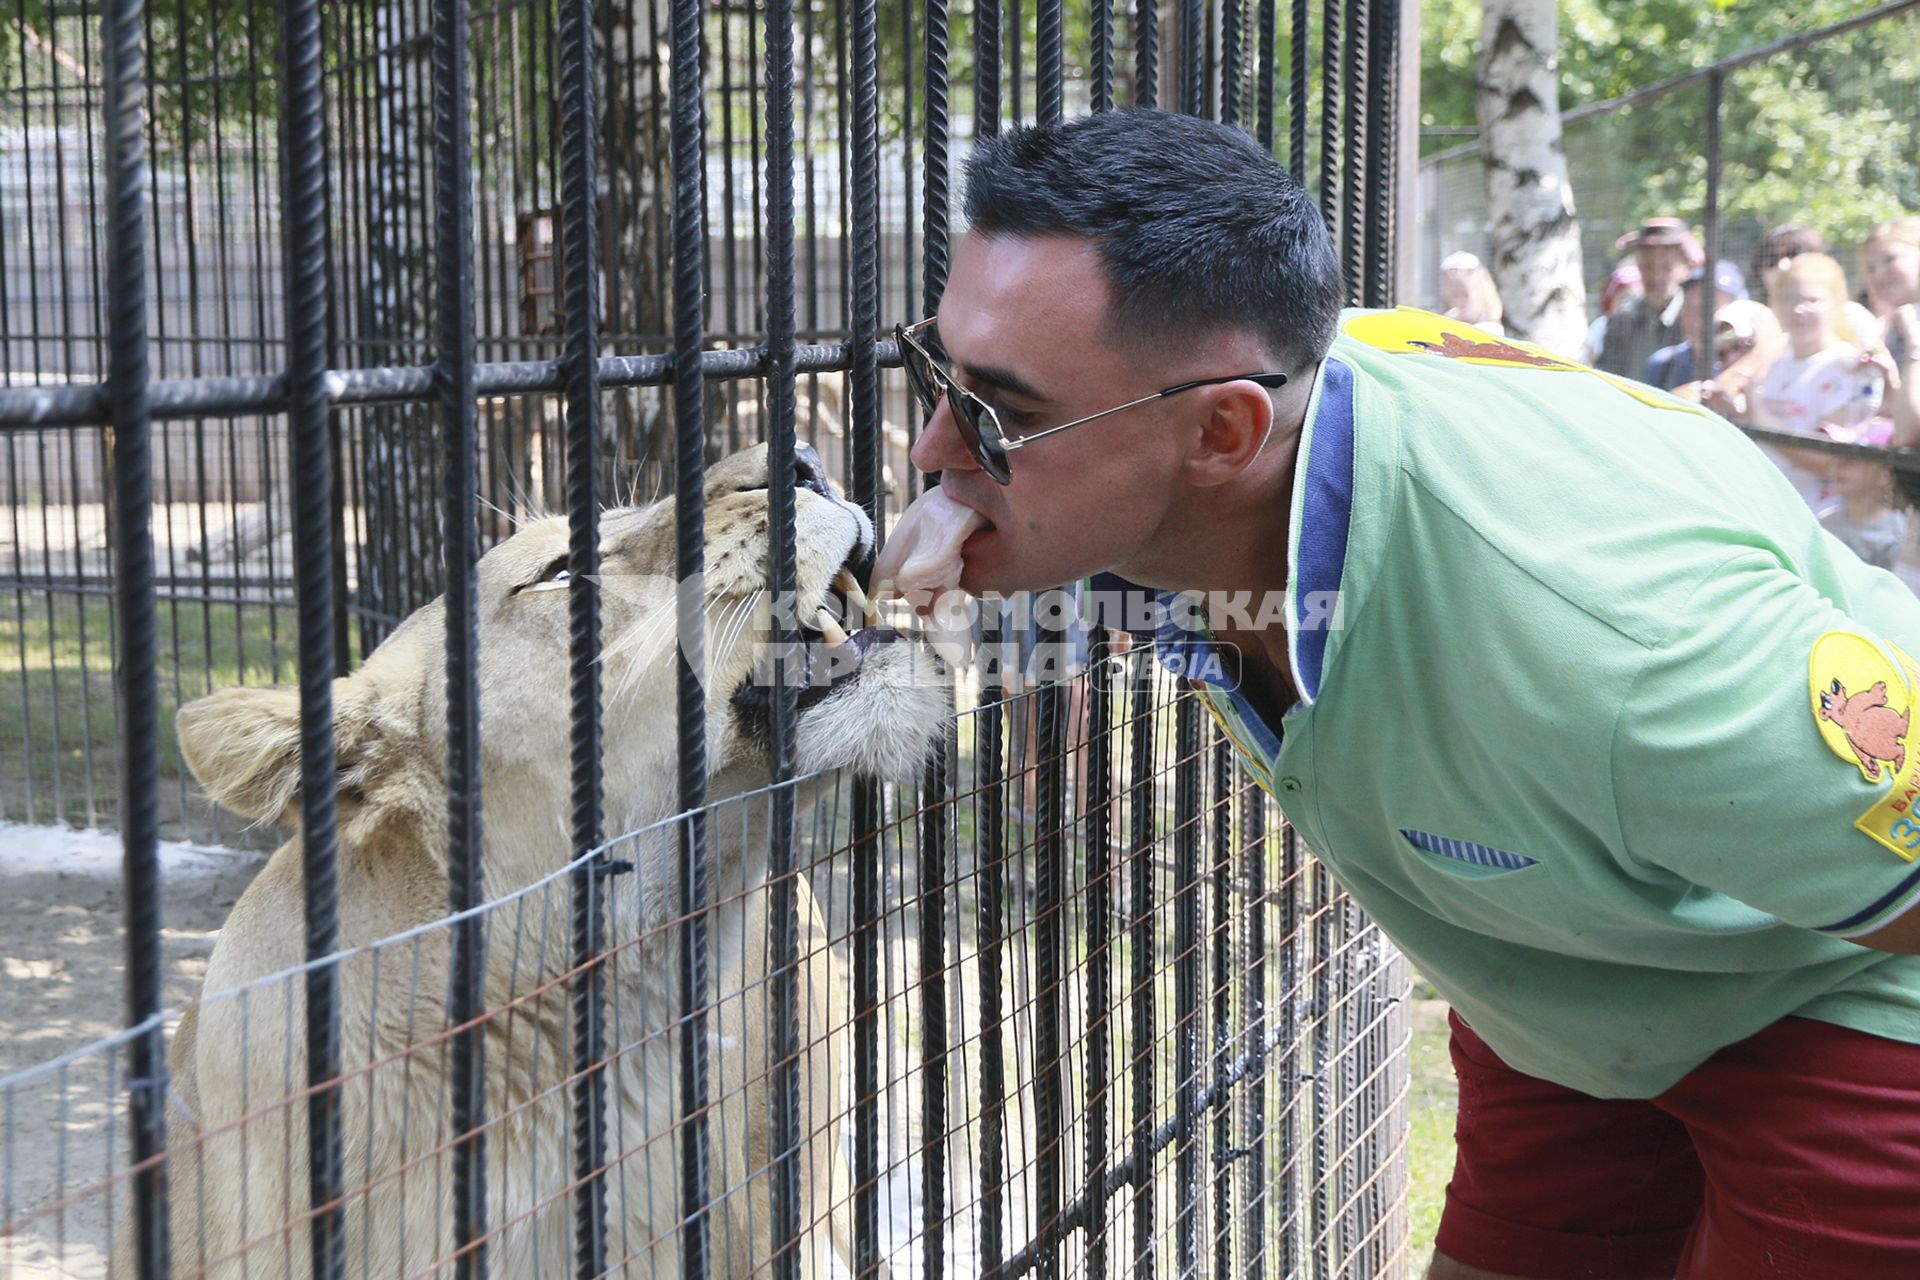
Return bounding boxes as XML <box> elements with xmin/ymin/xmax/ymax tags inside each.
<box><xmin>1476</xmin><ymin>0</ymin><xmax>1586</xmax><ymax>356</ymax></box>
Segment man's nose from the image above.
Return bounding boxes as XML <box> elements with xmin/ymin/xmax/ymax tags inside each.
<box><xmin>909</xmin><ymin>394</ymin><xmax>979</xmax><ymax>476</ymax></box>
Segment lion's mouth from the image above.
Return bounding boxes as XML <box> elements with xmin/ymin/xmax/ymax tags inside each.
<box><xmin>730</xmin><ymin>544</ymin><xmax>903</xmax><ymax>723</ymax></box>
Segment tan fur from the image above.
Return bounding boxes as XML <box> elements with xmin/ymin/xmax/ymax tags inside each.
<box><xmin>111</xmin><ymin>445</ymin><xmax>946</xmax><ymax>1278</ymax></box>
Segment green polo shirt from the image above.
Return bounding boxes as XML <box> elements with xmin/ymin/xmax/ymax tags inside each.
<box><xmin>1149</xmin><ymin>306</ymin><xmax>1920</xmax><ymax>1099</ymax></box>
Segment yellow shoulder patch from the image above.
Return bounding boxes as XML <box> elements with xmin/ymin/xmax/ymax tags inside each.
<box><xmin>1339</xmin><ymin>306</ymin><xmax>1708</xmax><ymax>415</ymax></box>
<box><xmin>1809</xmin><ymin>630</ymin><xmax>1920</xmax><ymax>859</ymax></box>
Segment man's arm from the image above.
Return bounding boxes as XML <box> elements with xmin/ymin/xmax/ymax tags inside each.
<box><xmin>1612</xmin><ymin>554</ymin><xmax>1920</xmax><ymax>949</ymax></box>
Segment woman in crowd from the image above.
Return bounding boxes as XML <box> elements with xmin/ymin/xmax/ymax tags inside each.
<box><xmin>1437</xmin><ymin>251</ymin><xmax>1505</xmax><ymax>334</ymax></box>
<box><xmin>1704</xmin><ymin>253</ymin><xmax>1879</xmax><ymax>507</ymax></box>
<box><xmin>1859</xmin><ymin>216</ymin><xmax>1920</xmax><ymax>448</ymax></box>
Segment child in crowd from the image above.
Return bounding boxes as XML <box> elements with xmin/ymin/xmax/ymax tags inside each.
<box><xmin>1437</xmin><ymin>251</ymin><xmax>1505</xmax><ymax>334</ymax></box>
<box><xmin>1749</xmin><ymin>222</ymin><xmax>1879</xmax><ymax>348</ymax></box>
<box><xmin>1704</xmin><ymin>253</ymin><xmax>1879</xmax><ymax>508</ymax></box>
<box><xmin>1818</xmin><ymin>418</ymin><xmax>1907</xmax><ymax>570</ymax></box>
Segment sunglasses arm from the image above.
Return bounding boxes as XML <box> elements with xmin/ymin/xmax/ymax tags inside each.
<box><xmin>1001</xmin><ymin>371</ymin><xmax>1290</xmax><ymax>452</ymax></box>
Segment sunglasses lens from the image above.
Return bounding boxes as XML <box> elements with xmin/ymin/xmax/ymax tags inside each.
<box><xmin>953</xmin><ymin>396</ymin><xmax>1012</xmax><ymax>485</ymax></box>
<box><xmin>901</xmin><ymin>341</ymin><xmax>941</xmax><ymax>413</ymax></box>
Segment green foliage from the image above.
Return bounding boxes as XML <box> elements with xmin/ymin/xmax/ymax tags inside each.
<box><xmin>1422</xmin><ymin>1</ymin><xmax>1920</xmax><ymax>243</ymax></box>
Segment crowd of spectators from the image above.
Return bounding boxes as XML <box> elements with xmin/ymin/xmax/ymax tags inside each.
<box><xmin>1441</xmin><ymin>214</ymin><xmax>1920</xmax><ymax>584</ymax></box>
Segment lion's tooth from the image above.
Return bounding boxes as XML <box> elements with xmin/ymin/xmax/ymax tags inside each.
<box><xmin>834</xmin><ymin>568</ymin><xmax>872</xmax><ymax>619</ymax></box>
<box><xmin>816</xmin><ymin>608</ymin><xmax>850</xmax><ymax>647</ymax></box>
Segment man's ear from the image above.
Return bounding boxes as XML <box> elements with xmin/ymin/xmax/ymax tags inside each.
<box><xmin>175</xmin><ymin>679</ymin><xmax>373</xmax><ymax>827</ymax></box>
<box><xmin>1183</xmin><ymin>379</ymin><xmax>1278</xmax><ymax>488</ymax></box>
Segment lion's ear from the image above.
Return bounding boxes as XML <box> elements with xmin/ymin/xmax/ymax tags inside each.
<box><xmin>176</xmin><ymin>680</ymin><xmax>373</xmax><ymax>827</ymax></box>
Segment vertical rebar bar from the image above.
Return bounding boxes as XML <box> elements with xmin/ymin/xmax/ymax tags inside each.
<box><xmin>1173</xmin><ymin>695</ymin><xmax>1200</xmax><ymax>1275</ymax></box>
<box><xmin>764</xmin><ymin>0</ymin><xmax>803</xmax><ymax>1271</ymax></box>
<box><xmin>1288</xmin><ymin>0</ymin><xmax>1308</xmax><ymax>178</ymax></box>
<box><xmin>849</xmin><ymin>0</ymin><xmax>883</xmax><ymax>1272</ymax></box>
<box><xmin>1317</xmin><ymin>0</ymin><xmax>1342</xmax><ymax>237</ymax></box>
<box><xmin>1362</xmin><ymin>0</ymin><xmax>1396</xmax><ymax>308</ymax></box>
<box><xmin>1339</xmin><ymin>0</ymin><xmax>1368</xmax><ymax>305</ymax></box>
<box><xmin>1126</xmin><ymin>657</ymin><xmax>1155</xmax><ymax>1280</ymax></box>
<box><xmin>1209</xmin><ymin>733</ymin><xmax>1232</xmax><ymax>1277</ymax></box>
<box><xmin>1240</xmin><ymin>778</ymin><xmax>1268</xmax><ymax>1280</ymax></box>
<box><xmin>105</xmin><ymin>0</ymin><xmax>168</xmax><ymax>1260</ymax></box>
<box><xmin>1084</xmin><ymin>638</ymin><xmax>1113</xmax><ymax>1280</ymax></box>
<box><xmin>557</xmin><ymin>0</ymin><xmax>608</xmax><ymax>1253</ymax></box>
<box><xmin>433</xmin><ymin>0</ymin><xmax>486</xmax><ymax>1264</ymax></box>
<box><xmin>1181</xmin><ymin>0</ymin><xmax>1203</xmax><ymax>115</ymax></box>
<box><xmin>919</xmin><ymin>0</ymin><xmax>953</xmax><ymax>1274</ymax></box>
<box><xmin>1037</xmin><ymin>0</ymin><xmax>1063</xmax><ymax>123</ymax></box>
<box><xmin>1278</xmin><ymin>823</ymin><xmax>1301</xmax><ymax>1279</ymax></box>
<box><xmin>978</xmin><ymin>0</ymin><xmax>1002</xmax><ymax>137</ymax></box>
<box><xmin>1255</xmin><ymin>0</ymin><xmax>1277</xmax><ymax>149</ymax></box>
<box><xmin>1033</xmin><ymin>676</ymin><xmax>1067</xmax><ymax>1280</ymax></box>
<box><xmin>1222</xmin><ymin>0</ymin><xmax>1245</xmax><ymax>130</ymax></box>
<box><xmin>1135</xmin><ymin>0</ymin><xmax>1158</xmax><ymax>109</ymax></box>
<box><xmin>1091</xmin><ymin>0</ymin><xmax>1114</xmax><ymax>113</ymax></box>
<box><xmin>277</xmin><ymin>0</ymin><xmax>346</xmax><ymax>1257</ymax></box>
<box><xmin>670</xmin><ymin>0</ymin><xmax>712</xmax><ymax>1268</ymax></box>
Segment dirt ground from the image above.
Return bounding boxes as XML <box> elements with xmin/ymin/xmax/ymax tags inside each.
<box><xmin>0</xmin><ymin>823</ymin><xmax>265</xmax><ymax>1280</ymax></box>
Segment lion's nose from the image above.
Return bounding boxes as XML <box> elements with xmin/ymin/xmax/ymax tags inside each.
<box><xmin>795</xmin><ymin>444</ymin><xmax>833</xmax><ymax>500</ymax></box>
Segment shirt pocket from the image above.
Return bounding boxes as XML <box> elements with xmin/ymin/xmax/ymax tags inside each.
<box><xmin>1399</xmin><ymin>829</ymin><xmax>1541</xmax><ymax>881</ymax></box>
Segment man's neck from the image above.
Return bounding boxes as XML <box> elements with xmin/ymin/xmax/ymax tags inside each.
<box><xmin>1119</xmin><ymin>367</ymin><xmax>1313</xmax><ymax>601</ymax></box>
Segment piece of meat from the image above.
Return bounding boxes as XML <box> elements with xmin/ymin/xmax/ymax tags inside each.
<box><xmin>872</xmin><ymin>488</ymin><xmax>985</xmax><ymax>666</ymax></box>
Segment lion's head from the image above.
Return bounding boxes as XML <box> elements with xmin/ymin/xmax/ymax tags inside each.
<box><xmin>174</xmin><ymin>443</ymin><xmax>950</xmax><ymax>872</ymax></box>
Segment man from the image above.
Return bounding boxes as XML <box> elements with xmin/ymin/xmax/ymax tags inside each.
<box><xmin>1595</xmin><ymin>216</ymin><xmax>1701</xmax><ymax>380</ymax></box>
<box><xmin>902</xmin><ymin>110</ymin><xmax>1920</xmax><ymax>1278</ymax></box>
<box><xmin>1643</xmin><ymin>259</ymin><xmax>1747</xmax><ymax>391</ymax></box>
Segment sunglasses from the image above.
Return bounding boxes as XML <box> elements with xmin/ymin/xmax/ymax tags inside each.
<box><xmin>893</xmin><ymin>317</ymin><xmax>1289</xmax><ymax>485</ymax></box>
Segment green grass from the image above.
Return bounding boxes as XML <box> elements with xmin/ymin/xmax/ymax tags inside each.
<box><xmin>0</xmin><ymin>592</ymin><xmax>298</xmax><ymax>834</ymax></box>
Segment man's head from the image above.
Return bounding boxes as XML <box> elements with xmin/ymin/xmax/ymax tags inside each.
<box><xmin>1616</xmin><ymin>218</ymin><xmax>1700</xmax><ymax>307</ymax></box>
<box><xmin>906</xmin><ymin>110</ymin><xmax>1341</xmax><ymax>595</ymax></box>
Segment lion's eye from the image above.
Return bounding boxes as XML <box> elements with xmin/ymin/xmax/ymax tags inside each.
<box><xmin>520</xmin><ymin>554</ymin><xmax>574</xmax><ymax>593</ymax></box>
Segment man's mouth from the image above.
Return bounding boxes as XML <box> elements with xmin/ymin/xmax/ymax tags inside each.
<box><xmin>938</xmin><ymin>479</ymin><xmax>998</xmax><ymax>532</ymax></box>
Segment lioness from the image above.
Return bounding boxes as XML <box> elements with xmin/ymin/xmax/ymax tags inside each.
<box><xmin>112</xmin><ymin>444</ymin><xmax>947</xmax><ymax>1278</ymax></box>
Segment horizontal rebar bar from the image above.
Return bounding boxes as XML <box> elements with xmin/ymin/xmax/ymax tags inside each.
<box><xmin>0</xmin><ymin>342</ymin><xmax>896</xmax><ymax>428</ymax></box>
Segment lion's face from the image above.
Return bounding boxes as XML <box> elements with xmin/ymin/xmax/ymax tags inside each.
<box><xmin>174</xmin><ymin>444</ymin><xmax>950</xmax><ymax>863</ymax></box>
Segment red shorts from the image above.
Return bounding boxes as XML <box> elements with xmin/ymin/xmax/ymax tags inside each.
<box><xmin>1437</xmin><ymin>1011</ymin><xmax>1920</xmax><ymax>1279</ymax></box>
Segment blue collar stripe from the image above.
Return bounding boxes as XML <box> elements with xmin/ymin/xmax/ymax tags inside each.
<box><xmin>1291</xmin><ymin>355</ymin><xmax>1357</xmax><ymax>704</ymax></box>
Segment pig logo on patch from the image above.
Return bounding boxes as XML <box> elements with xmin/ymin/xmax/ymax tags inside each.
<box><xmin>1819</xmin><ymin>677</ymin><xmax>1909</xmax><ymax>782</ymax></box>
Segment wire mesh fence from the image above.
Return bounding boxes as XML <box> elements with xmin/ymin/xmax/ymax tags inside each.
<box><xmin>2</xmin><ymin>657</ymin><xmax>1411</xmax><ymax>1278</ymax></box>
<box><xmin>0</xmin><ymin>0</ymin><xmax>1415</xmax><ymax>1274</ymax></box>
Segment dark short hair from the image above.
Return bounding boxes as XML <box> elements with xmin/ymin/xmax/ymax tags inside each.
<box><xmin>962</xmin><ymin>109</ymin><xmax>1343</xmax><ymax>374</ymax></box>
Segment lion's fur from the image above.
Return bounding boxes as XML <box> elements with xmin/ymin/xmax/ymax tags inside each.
<box><xmin>111</xmin><ymin>445</ymin><xmax>947</xmax><ymax>1278</ymax></box>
